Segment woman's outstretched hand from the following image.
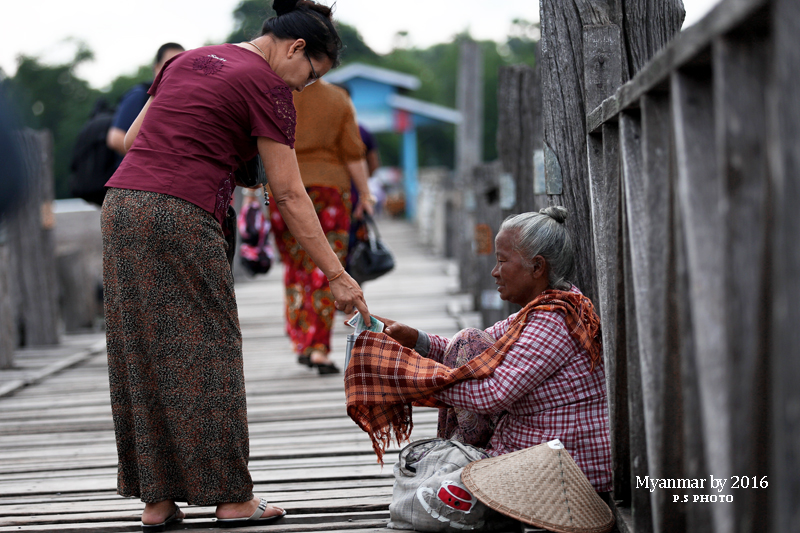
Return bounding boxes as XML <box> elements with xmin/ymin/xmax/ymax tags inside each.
<box><xmin>375</xmin><ymin>315</ymin><xmax>418</xmax><ymax>349</ymax></box>
<box><xmin>329</xmin><ymin>271</ymin><xmax>371</xmax><ymax>327</ymax></box>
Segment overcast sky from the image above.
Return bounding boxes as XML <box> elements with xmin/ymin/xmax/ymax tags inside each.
<box><xmin>0</xmin><ymin>0</ymin><xmax>722</xmax><ymax>90</ymax></box>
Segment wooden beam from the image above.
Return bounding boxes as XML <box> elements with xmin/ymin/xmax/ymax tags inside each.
<box><xmin>624</xmin><ymin>92</ymin><xmax>687</xmax><ymax>532</ymax></box>
<box><xmin>619</xmin><ymin>110</ymin><xmax>653</xmax><ymax>533</ymax></box>
<box><xmin>473</xmin><ymin>162</ymin><xmax>506</xmax><ymax>327</ymax></box>
<box><xmin>540</xmin><ymin>0</ymin><xmax>599</xmax><ymax>302</ymax></box>
<box><xmin>584</xmin><ymin>24</ymin><xmax>624</xmax><ymax>113</ymax></box>
<box><xmin>587</xmin><ymin>124</ymin><xmax>630</xmax><ymax>503</ymax></box>
<box><xmin>670</xmin><ymin>142</ymin><xmax>712</xmax><ymax>531</ymax></box>
<box><xmin>587</xmin><ymin>0</ymin><xmax>770</xmax><ymax>133</ymax></box>
<box><xmin>672</xmin><ymin>64</ymin><xmax>734</xmax><ymax>532</ymax></box>
<box><xmin>713</xmin><ymin>25</ymin><xmax>772</xmax><ymax>532</ymax></box>
<box><xmin>769</xmin><ymin>0</ymin><xmax>800</xmax><ymax>529</ymax></box>
<box><xmin>0</xmin><ymin>242</ymin><xmax>13</xmax><ymax>369</ymax></box>
<box><xmin>6</xmin><ymin>130</ymin><xmax>59</xmax><ymax>348</ymax></box>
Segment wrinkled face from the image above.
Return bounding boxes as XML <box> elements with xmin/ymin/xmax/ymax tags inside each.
<box><xmin>491</xmin><ymin>229</ymin><xmax>541</xmax><ymax>307</ymax></box>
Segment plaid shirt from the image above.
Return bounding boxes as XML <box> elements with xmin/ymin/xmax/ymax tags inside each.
<box><xmin>422</xmin><ymin>288</ymin><xmax>612</xmax><ymax>492</ymax></box>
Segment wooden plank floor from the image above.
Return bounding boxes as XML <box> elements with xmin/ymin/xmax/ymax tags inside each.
<box><xmin>0</xmin><ymin>219</ymin><xmax>529</xmax><ymax>532</ymax></box>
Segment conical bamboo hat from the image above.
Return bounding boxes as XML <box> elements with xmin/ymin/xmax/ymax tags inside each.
<box><xmin>461</xmin><ymin>440</ymin><xmax>614</xmax><ymax>533</ymax></box>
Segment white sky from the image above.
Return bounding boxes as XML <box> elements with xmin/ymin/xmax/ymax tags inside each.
<box><xmin>0</xmin><ymin>0</ymin><xmax>722</xmax><ymax>90</ymax></box>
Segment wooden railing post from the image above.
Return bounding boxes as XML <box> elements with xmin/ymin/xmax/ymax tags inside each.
<box><xmin>471</xmin><ymin>162</ymin><xmax>506</xmax><ymax>327</ymax></box>
<box><xmin>0</xmin><ymin>226</ymin><xmax>14</xmax><ymax>368</ymax></box>
<box><xmin>588</xmin><ymin>123</ymin><xmax>631</xmax><ymax>506</ymax></box>
<box><xmin>770</xmin><ymin>0</ymin><xmax>800</xmax><ymax>529</ymax></box>
<box><xmin>497</xmin><ymin>61</ymin><xmax>546</xmax><ymax>216</ymax></box>
<box><xmin>713</xmin><ymin>22</ymin><xmax>772</xmax><ymax>532</ymax></box>
<box><xmin>672</xmin><ymin>65</ymin><xmax>733</xmax><ymax>532</ymax></box>
<box><xmin>624</xmin><ymin>93</ymin><xmax>687</xmax><ymax>531</ymax></box>
<box><xmin>6</xmin><ymin>130</ymin><xmax>60</xmax><ymax>348</ymax></box>
<box><xmin>455</xmin><ymin>39</ymin><xmax>484</xmax><ymax>298</ymax></box>
<box><xmin>540</xmin><ymin>0</ymin><xmax>603</xmax><ymax>303</ymax></box>
<box><xmin>582</xmin><ymin>1</ymin><xmax>797</xmax><ymax>531</ymax></box>
<box><xmin>619</xmin><ymin>110</ymin><xmax>653</xmax><ymax>533</ymax></box>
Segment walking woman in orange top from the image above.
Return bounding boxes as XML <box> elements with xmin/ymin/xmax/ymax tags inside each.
<box><xmin>270</xmin><ymin>78</ymin><xmax>373</xmax><ymax>374</ymax></box>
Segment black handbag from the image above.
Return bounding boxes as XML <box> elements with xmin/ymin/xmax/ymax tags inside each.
<box><xmin>235</xmin><ymin>156</ymin><xmax>267</xmax><ymax>188</ymax></box>
<box><xmin>347</xmin><ymin>214</ymin><xmax>394</xmax><ymax>284</ymax></box>
<box><xmin>223</xmin><ymin>205</ymin><xmax>237</xmax><ymax>268</ymax></box>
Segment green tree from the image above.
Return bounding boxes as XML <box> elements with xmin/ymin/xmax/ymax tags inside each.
<box><xmin>3</xmin><ymin>2</ymin><xmax>537</xmax><ymax>200</ymax></box>
<box><xmin>224</xmin><ymin>0</ymin><xmax>379</xmax><ymax>65</ymax></box>
<box><xmin>104</xmin><ymin>66</ymin><xmax>154</xmax><ymax>105</ymax></box>
<box><xmin>226</xmin><ymin>0</ymin><xmax>276</xmax><ymax>43</ymax></box>
<box><xmin>5</xmin><ymin>44</ymin><xmax>102</xmax><ymax>198</ymax></box>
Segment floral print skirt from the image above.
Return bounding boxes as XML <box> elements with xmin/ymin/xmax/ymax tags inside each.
<box><xmin>101</xmin><ymin>188</ymin><xmax>253</xmax><ymax>505</ymax></box>
<box><xmin>269</xmin><ymin>186</ymin><xmax>351</xmax><ymax>357</ymax></box>
<box><xmin>437</xmin><ymin>328</ymin><xmax>500</xmax><ymax>448</ymax></box>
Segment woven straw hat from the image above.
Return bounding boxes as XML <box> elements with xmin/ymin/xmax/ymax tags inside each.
<box><xmin>461</xmin><ymin>440</ymin><xmax>614</xmax><ymax>533</ymax></box>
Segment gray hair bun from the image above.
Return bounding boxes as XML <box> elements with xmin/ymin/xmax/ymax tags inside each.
<box><xmin>539</xmin><ymin>206</ymin><xmax>569</xmax><ymax>224</ymax></box>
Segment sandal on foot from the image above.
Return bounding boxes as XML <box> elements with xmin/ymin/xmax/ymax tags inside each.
<box><xmin>217</xmin><ymin>498</ymin><xmax>286</xmax><ymax>526</ymax></box>
<box><xmin>298</xmin><ymin>354</ymin><xmax>312</xmax><ymax>367</ymax></box>
<box><xmin>314</xmin><ymin>361</ymin><xmax>340</xmax><ymax>374</ymax></box>
<box><xmin>141</xmin><ymin>505</ymin><xmax>182</xmax><ymax>532</ymax></box>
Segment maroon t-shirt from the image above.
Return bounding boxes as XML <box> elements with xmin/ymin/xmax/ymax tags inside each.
<box><xmin>106</xmin><ymin>44</ymin><xmax>296</xmax><ymax>224</ymax></box>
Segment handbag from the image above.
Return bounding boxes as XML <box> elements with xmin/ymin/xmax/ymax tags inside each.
<box><xmin>347</xmin><ymin>213</ymin><xmax>394</xmax><ymax>284</ymax></box>
<box><xmin>234</xmin><ymin>156</ymin><xmax>267</xmax><ymax>188</ymax></box>
<box><xmin>388</xmin><ymin>438</ymin><xmax>499</xmax><ymax>532</ymax></box>
<box><xmin>223</xmin><ymin>205</ymin><xmax>237</xmax><ymax>268</ymax></box>
<box><xmin>238</xmin><ymin>200</ymin><xmax>274</xmax><ymax>275</ymax></box>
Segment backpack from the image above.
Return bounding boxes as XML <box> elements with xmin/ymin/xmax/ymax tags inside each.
<box><xmin>69</xmin><ymin>99</ymin><xmax>117</xmax><ymax>206</ymax></box>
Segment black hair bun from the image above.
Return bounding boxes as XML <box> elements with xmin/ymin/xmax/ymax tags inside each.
<box><xmin>273</xmin><ymin>0</ymin><xmax>300</xmax><ymax>16</ymax></box>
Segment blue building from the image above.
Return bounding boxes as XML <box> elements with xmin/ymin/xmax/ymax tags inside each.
<box><xmin>325</xmin><ymin>63</ymin><xmax>461</xmax><ymax>218</ymax></box>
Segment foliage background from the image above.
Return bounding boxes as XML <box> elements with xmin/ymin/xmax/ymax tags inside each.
<box><xmin>0</xmin><ymin>0</ymin><xmax>536</xmax><ymax>199</ymax></box>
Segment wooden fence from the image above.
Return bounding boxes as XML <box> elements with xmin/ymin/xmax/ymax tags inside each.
<box><xmin>446</xmin><ymin>0</ymin><xmax>798</xmax><ymax>531</ymax></box>
<box><xmin>585</xmin><ymin>0</ymin><xmax>797</xmax><ymax>530</ymax></box>
<box><xmin>0</xmin><ymin>130</ymin><xmax>60</xmax><ymax>368</ymax></box>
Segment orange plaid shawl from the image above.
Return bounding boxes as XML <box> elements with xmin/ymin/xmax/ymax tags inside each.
<box><xmin>344</xmin><ymin>289</ymin><xmax>602</xmax><ymax>464</ymax></box>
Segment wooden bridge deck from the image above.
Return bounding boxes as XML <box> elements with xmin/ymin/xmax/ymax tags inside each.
<box><xmin>0</xmin><ymin>219</ymin><xmax>525</xmax><ymax>533</ymax></box>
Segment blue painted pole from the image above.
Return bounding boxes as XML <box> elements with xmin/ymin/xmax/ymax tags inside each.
<box><xmin>402</xmin><ymin>127</ymin><xmax>418</xmax><ymax>219</ymax></box>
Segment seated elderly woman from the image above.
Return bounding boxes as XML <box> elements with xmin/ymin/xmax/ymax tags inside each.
<box><xmin>345</xmin><ymin>207</ymin><xmax>612</xmax><ymax>493</ymax></box>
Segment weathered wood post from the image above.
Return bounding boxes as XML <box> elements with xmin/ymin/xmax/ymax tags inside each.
<box><xmin>540</xmin><ymin>0</ymin><xmax>684</xmax><ymax>303</ymax></box>
<box><xmin>494</xmin><ymin>60</ymin><xmax>544</xmax><ymax>320</ymax></box>
<box><xmin>496</xmin><ymin>57</ymin><xmax>546</xmax><ymax>217</ymax></box>
<box><xmin>542</xmin><ymin>0</ymin><xmax>684</xmax><ymax>529</ymax></box>
<box><xmin>471</xmin><ymin>162</ymin><xmax>505</xmax><ymax>327</ymax></box>
<box><xmin>56</xmin><ymin>248</ymin><xmax>97</xmax><ymax>332</ymax></box>
<box><xmin>7</xmin><ymin>129</ymin><xmax>60</xmax><ymax>348</ymax></box>
<box><xmin>0</xmin><ymin>227</ymin><xmax>14</xmax><ymax>368</ymax></box>
<box><xmin>454</xmin><ymin>38</ymin><xmax>484</xmax><ymax>298</ymax></box>
<box><xmin>770</xmin><ymin>0</ymin><xmax>800</xmax><ymax>529</ymax></box>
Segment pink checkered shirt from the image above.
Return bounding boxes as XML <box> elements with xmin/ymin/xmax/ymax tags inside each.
<box><xmin>425</xmin><ymin>288</ymin><xmax>612</xmax><ymax>492</ymax></box>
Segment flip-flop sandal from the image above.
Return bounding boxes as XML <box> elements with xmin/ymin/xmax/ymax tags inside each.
<box><xmin>217</xmin><ymin>498</ymin><xmax>287</xmax><ymax>526</ymax></box>
<box><xmin>314</xmin><ymin>361</ymin><xmax>340</xmax><ymax>375</ymax></box>
<box><xmin>141</xmin><ymin>505</ymin><xmax>182</xmax><ymax>532</ymax></box>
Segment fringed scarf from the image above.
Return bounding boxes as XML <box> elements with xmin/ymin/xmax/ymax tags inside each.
<box><xmin>344</xmin><ymin>289</ymin><xmax>602</xmax><ymax>464</ymax></box>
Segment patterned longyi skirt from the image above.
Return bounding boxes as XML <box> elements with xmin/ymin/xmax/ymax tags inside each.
<box><xmin>101</xmin><ymin>188</ymin><xmax>253</xmax><ymax>505</ymax></box>
<box><xmin>269</xmin><ymin>185</ymin><xmax>351</xmax><ymax>357</ymax></box>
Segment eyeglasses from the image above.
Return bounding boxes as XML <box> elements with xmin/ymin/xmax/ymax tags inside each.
<box><xmin>304</xmin><ymin>52</ymin><xmax>319</xmax><ymax>87</ymax></box>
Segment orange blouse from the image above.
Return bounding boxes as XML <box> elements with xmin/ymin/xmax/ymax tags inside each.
<box><xmin>292</xmin><ymin>80</ymin><xmax>365</xmax><ymax>192</ymax></box>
